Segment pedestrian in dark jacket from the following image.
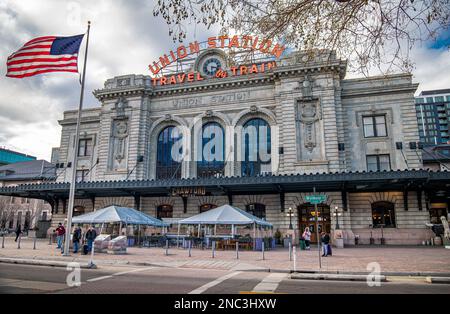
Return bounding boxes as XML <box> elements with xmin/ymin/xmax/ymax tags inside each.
<box><xmin>15</xmin><ymin>224</ymin><xmax>22</xmax><ymax>242</ymax></box>
<box><xmin>73</xmin><ymin>226</ymin><xmax>82</xmax><ymax>253</ymax></box>
<box><xmin>321</xmin><ymin>232</ymin><xmax>330</xmax><ymax>257</ymax></box>
<box><xmin>85</xmin><ymin>225</ymin><xmax>97</xmax><ymax>252</ymax></box>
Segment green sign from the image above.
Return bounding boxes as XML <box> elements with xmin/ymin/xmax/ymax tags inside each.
<box><xmin>305</xmin><ymin>195</ymin><xmax>327</xmax><ymax>204</ymax></box>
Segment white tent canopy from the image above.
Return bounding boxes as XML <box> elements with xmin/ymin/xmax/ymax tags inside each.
<box><xmin>178</xmin><ymin>204</ymin><xmax>273</xmax><ymax>227</ymax></box>
<box><xmin>72</xmin><ymin>205</ymin><xmax>169</xmax><ymax>227</ymax></box>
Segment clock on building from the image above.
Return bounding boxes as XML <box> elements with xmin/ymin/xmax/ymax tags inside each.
<box><xmin>195</xmin><ymin>50</ymin><xmax>228</xmax><ymax>78</ymax></box>
<box><xmin>202</xmin><ymin>58</ymin><xmax>222</xmax><ymax>76</ymax></box>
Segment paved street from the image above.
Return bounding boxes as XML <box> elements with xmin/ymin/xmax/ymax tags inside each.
<box><xmin>2</xmin><ymin>237</ymin><xmax>450</xmax><ymax>274</ymax></box>
<box><xmin>1</xmin><ymin>263</ymin><xmax>449</xmax><ymax>294</ymax></box>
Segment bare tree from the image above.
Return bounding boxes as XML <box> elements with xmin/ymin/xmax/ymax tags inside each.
<box><xmin>153</xmin><ymin>0</ymin><xmax>450</xmax><ymax>74</ymax></box>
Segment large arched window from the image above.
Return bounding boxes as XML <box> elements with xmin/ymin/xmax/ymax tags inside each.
<box><xmin>241</xmin><ymin>118</ymin><xmax>271</xmax><ymax>177</ymax></box>
<box><xmin>199</xmin><ymin>204</ymin><xmax>217</xmax><ymax>213</ymax></box>
<box><xmin>245</xmin><ymin>203</ymin><xmax>266</xmax><ymax>220</ymax></box>
<box><xmin>156</xmin><ymin>126</ymin><xmax>182</xmax><ymax>179</ymax></box>
<box><xmin>156</xmin><ymin>204</ymin><xmax>173</xmax><ymax>219</ymax></box>
<box><xmin>73</xmin><ymin>206</ymin><xmax>85</xmax><ymax>217</ymax></box>
<box><xmin>197</xmin><ymin>122</ymin><xmax>225</xmax><ymax>178</ymax></box>
<box><xmin>0</xmin><ymin>211</ymin><xmax>6</xmax><ymax>229</ymax></box>
<box><xmin>24</xmin><ymin>211</ymin><xmax>31</xmax><ymax>230</ymax></box>
<box><xmin>372</xmin><ymin>201</ymin><xmax>396</xmax><ymax>228</ymax></box>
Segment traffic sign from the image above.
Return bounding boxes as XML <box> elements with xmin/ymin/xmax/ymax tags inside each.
<box><xmin>305</xmin><ymin>195</ymin><xmax>327</xmax><ymax>204</ymax></box>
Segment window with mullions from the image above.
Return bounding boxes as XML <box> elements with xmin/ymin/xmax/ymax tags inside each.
<box><xmin>367</xmin><ymin>154</ymin><xmax>391</xmax><ymax>172</ymax></box>
<box><xmin>245</xmin><ymin>203</ymin><xmax>266</xmax><ymax>220</ymax></box>
<box><xmin>372</xmin><ymin>201</ymin><xmax>396</xmax><ymax>228</ymax></box>
<box><xmin>76</xmin><ymin>169</ymin><xmax>89</xmax><ymax>182</ymax></box>
<box><xmin>156</xmin><ymin>204</ymin><xmax>173</xmax><ymax>219</ymax></box>
<box><xmin>197</xmin><ymin>122</ymin><xmax>225</xmax><ymax>178</ymax></box>
<box><xmin>363</xmin><ymin>115</ymin><xmax>387</xmax><ymax>137</ymax></box>
<box><xmin>78</xmin><ymin>138</ymin><xmax>93</xmax><ymax>157</ymax></box>
<box><xmin>241</xmin><ymin>118</ymin><xmax>271</xmax><ymax>177</ymax></box>
<box><xmin>156</xmin><ymin>126</ymin><xmax>182</xmax><ymax>179</ymax></box>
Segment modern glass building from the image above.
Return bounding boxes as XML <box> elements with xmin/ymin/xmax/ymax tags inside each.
<box><xmin>415</xmin><ymin>89</ymin><xmax>450</xmax><ymax>145</ymax></box>
<box><xmin>0</xmin><ymin>148</ymin><xmax>36</xmax><ymax>166</ymax></box>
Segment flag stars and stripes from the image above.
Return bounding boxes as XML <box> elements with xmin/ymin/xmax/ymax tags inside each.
<box><xmin>6</xmin><ymin>34</ymin><xmax>84</xmax><ymax>79</ymax></box>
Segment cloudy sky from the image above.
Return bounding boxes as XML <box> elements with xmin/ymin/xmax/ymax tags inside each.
<box><xmin>0</xmin><ymin>0</ymin><xmax>449</xmax><ymax>161</ymax></box>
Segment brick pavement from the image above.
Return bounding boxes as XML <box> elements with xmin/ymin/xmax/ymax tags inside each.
<box><xmin>1</xmin><ymin>237</ymin><xmax>450</xmax><ymax>274</ymax></box>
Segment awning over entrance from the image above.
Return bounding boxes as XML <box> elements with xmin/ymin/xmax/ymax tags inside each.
<box><xmin>0</xmin><ymin>170</ymin><xmax>449</xmax><ymax>204</ymax></box>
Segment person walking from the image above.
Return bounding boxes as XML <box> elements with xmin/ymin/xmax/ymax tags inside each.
<box><xmin>14</xmin><ymin>224</ymin><xmax>22</xmax><ymax>242</ymax></box>
<box><xmin>321</xmin><ymin>231</ymin><xmax>330</xmax><ymax>257</ymax></box>
<box><xmin>302</xmin><ymin>227</ymin><xmax>311</xmax><ymax>250</ymax></box>
<box><xmin>73</xmin><ymin>226</ymin><xmax>82</xmax><ymax>253</ymax></box>
<box><xmin>85</xmin><ymin>225</ymin><xmax>97</xmax><ymax>253</ymax></box>
<box><xmin>55</xmin><ymin>223</ymin><xmax>65</xmax><ymax>252</ymax></box>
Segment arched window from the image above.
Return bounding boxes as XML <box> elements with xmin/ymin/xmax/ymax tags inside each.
<box><xmin>73</xmin><ymin>206</ymin><xmax>85</xmax><ymax>217</ymax></box>
<box><xmin>245</xmin><ymin>203</ymin><xmax>266</xmax><ymax>220</ymax></box>
<box><xmin>199</xmin><ymin>204</ymin><xmax>217</xmax><ymax>213</ymax></box>
<box><xmin>8</xmin><ymin>214</ymin><xmax>14</xmax><ymax>229</ymax></box>
<box><xmin>156</xmin><ymin>126</ymin><xmax>182</xmax><ymax>179</ymax></box>
<box><xmin>372</xmin><ymin>201</ymin><xmax>396</xmax><ymax>228</ymax></box>
<box><xmin>16</xmin><ymin>212</ymin><xmax>22</xmax><ymax>228</ymax></box>
<box><xmin>241</xmin><ymin>118</ymin><xmax>271</xmax><ymax>176</ymax></box>
<box><xmin>24</xmin><ymin>211</ymin><xmax>31</xmax><ymax>230</ymax></box>
<box><xmin>157</xmin><ymin>204</ymin><xmax>173</xmax><ymax>219</ymax></box>
<box><xmin>0</xmin><ymin>211</ymin><xmax>6</xmax><ymax>229</ymax></box>
<box><xmin>197</xmin><ymin>122</ymin><xmax>225</xmax><ymax>178</ymax></box>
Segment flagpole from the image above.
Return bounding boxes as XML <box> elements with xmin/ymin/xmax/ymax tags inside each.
<box><xmin>63</xmin><ymin>21</ymin><xmax>91</xmax><ymax>256</ymax></box>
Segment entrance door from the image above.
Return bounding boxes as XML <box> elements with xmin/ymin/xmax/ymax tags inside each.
<box><xmin>298</xmin><ymin>204</ymin><xmax>331</xmax><ymax>243</ymax></box>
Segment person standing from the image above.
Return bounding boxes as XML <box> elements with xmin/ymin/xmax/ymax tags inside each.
<box><xmin>302</xmin><ymin>227</ymin><xmax>311</xmax><ymax>250</ymax></box>
<box><xmin>73</xmin><ymin>226</ymin><xmax>82</xmax><ymax>253</ymax></box>
<box><xmin>55</xmin><ymin>223</ymin><xmax>66</xmax><ymax>252</ymax></box>
<box><xmin>85</xmin><ymin>225</ymin><xmax>97</xmax><ymax>253</ymax></box>
<box><xmin>321</xmin><ymin>232</ymin><xmax>330</xmax><ymax>257</ymax></box>
<box><xmin>14</xmin><ymin>224</ymin><xmax>22</xmax><ymax>242</ymax></box>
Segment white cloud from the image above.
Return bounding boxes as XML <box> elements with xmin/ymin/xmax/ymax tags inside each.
<box><xmin>0</xmin><ymin>0</ymin><xmax>449</xmax><ymax>160</ymax></box>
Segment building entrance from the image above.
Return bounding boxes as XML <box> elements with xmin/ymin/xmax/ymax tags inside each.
<box><xmin>298</xmin><ymin>203</ymin><xmax>331</xmax><ymax>243</ymax></box>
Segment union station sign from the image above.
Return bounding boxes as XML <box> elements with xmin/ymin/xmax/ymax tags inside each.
<box><xmin>148</xmin><ymin>35</ymin><xmax>286</xmax><ymax>86</ymax></box>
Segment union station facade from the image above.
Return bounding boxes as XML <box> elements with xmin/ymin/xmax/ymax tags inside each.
<box><xmin>2</xmin><ymin>47</ymin><xmax>449</xmax><ymax>245</ymax></box>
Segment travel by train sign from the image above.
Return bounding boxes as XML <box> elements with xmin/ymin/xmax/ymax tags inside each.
<box><xmin>149</xmin><ymin>35</ymin><xmax>286</xmax><ymax>86</ymax></box>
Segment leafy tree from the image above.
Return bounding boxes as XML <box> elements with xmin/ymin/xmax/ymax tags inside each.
<box><xmin>153</xmin><ymin>0</ymin><xmax>450</xmax><ymax>74</ymax></box>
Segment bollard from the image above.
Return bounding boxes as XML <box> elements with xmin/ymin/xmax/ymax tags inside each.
<box><xmin>212</xmin><ymin>241</ymin><xmax>215</xmax><ymax>258</ymax></box>
<box><xmin>2</xmin><ymin>234</ymin><xmax>5</xmax><ymax>249</ymax></box>
<box><xmin>293</xmin><ymin>246</ymin><xmax>297</xmax><ymax>272</ymax></box>
<box><xmin>18</xmin><ymin>235</ymin><xmax>21</xmax><ymax>249</ymax></box>
<box><xmin>188</xmin><ymin>240</ymin><xmax>192</xmax><ymax>257</ymax></box>
<box><xmin>289</xmin><ymin>242</ymin><xmax>292</xmax><ymax>261</ymax></box>
<box><xmin>165</xmin><ymin>239</ymin><xmax>169</xmax><ymax>256</ymax></box>
<box><xmin>236</xmin><ymin>241</ymin><xmax>239</xmax><ymax>259</ymax></box>
<box><xmin>33</xmin><ymin>237</ymin><xmax>37</xmax><ymax>250</ymax></box>
<box><xmin>88</xmin><ymin>244</ymin><xmax>96</xmax><ymax>268</ymax></box>
<box><xmin>262</xmin><ymin>241</ymin><xmax>265</xmax><ymax>260</ymax></box>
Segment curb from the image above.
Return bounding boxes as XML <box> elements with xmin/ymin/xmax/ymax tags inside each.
<box><xmin>426</xmin><ymin>277</ymin><xmax>450</xmax><ymax>284</ymax></box>
<box><xmin>0</xmin><ymin>257</ymin><xmax>96</xmax><ymax>269</ymax></box>
<box><xmin>291</xmin><ymin>273</ymin><xmax>387</xmax><ymax>282</ymax></box>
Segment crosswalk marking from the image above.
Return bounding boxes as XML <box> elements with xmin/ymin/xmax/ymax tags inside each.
<box><xmin>188</xmin><ymin>271</ymin><xmax>242</xmax><ymax>294</ymax></box>
<box><xmin>252</xmin><ymin>273</ymin><xmax>288</xmax><ymax>293</ymax></box>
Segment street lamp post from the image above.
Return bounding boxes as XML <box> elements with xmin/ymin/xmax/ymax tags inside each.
<box><xmin>332</xmin><ymin>206</ymin><xmax>341</xmax><ymax>230</ymax></box>
<box><xmin>287</xmin><ymin>207</ymin><xmax>294</xmax><ymax>230</ymax></box>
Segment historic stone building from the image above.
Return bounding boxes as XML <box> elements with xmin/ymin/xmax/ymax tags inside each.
<box><xmin>2</xmin><ymin>48</ymin><xmax>449</xmax><ymax>245</ymax></box>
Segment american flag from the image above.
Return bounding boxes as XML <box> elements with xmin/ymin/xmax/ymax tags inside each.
<box><xmin>6</xmin><ymin>34</ymin><xmax>84</xmax><ymax>78</ymax></box>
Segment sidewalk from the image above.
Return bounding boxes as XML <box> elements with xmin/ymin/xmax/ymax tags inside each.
<box><xmin>1</xmin><ymin>237</ymin><xmax>450</xmax><ymax>275</ymax></box>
